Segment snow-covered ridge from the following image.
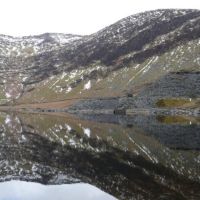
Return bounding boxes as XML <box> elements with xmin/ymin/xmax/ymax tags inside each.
<box><xmin>0</xmin><ymin>33</ymin><xmax>82</xmax><ymax>57</ymax></box>
<box><xmin>90</xmin><ymin>9</ymin><xmax>199</xmax><ymax>44</ymax></box>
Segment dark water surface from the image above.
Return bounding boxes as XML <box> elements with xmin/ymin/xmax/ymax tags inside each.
<box><xmin>0</xmin><ymin>112</ymin><xmax>200</xmax><ymax>200</ymax></box>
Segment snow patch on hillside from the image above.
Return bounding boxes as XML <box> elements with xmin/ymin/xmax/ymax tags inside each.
<box><xmin>84</xmin><ymin>80</ymin><xmax>91</xmax><ymax>90</ymax></box>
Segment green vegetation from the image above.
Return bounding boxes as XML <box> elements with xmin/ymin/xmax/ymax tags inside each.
<box><xmin>156</xmin><ymin>98</ymin><xmax>194</xmax><ymax>108</ymax></box>
<box><xmin>157</xmin><ymin>115</ymin><xmax>200</xmax><ymax>125</ymax></box>
<box><xmin>157</xmin><ymin>115</ymin><xmax>192</xmax><ymax>124</ymax></box>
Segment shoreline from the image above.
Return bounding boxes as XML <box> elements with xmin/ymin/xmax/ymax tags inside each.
<box><xmin>0</xmin><ymin>105</ymin><xmax>199</xmax><ymax>117</ymax></box>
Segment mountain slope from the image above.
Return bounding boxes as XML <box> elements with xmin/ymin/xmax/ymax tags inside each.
<box><xmin>0</xmin><ymin>9</ymin><xmax>200</xmax><ymax>109</ymax></box>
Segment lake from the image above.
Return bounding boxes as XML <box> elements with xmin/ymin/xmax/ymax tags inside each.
<box><xmin>0</xmin><ymin>112</ymin><xmax>199</xmax><ymax>200</ymax></box>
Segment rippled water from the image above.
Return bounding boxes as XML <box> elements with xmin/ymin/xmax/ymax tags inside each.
<box><xmin>0</xmin><ymin>112</ymin><xmax>200</xmax><ymax>200</ymax></box>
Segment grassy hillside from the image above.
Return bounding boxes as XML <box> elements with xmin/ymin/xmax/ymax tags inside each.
<box><xmin>14</xmin><ymin>38</ymin><xmax>200</xmax><ymax>105</ymax></box>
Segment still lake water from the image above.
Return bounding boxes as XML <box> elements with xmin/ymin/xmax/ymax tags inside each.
<box><xmin>0</xmin><ymin>112</ymin><xmax>199</xmax><ymax>199</ymax></box>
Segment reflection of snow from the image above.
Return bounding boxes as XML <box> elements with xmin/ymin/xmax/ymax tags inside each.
<box><xmin>5</xmin><ymin>116</ymin><xmax>11</xmax><ymax>124</ymax></box>
<box><xmin>22</xmin><ymin>76</ymin><xmax>28</xmax><ymax>82</ymax></box>
<box><xmin>65</xmin><ymin>124</ymin><xmax>72</xmax><ymax>132</ymax></box>
<box><xmin>5</xmin><ymin>93</ymin><xmax>12</xmax><ymax>98</ymax></box>
<box><xmin>21</xmin><ymin>134</ymin><xmax>27</xmax><ymax>141</ymax></box>
<box><xmin>128</xmin><ymin>135</ymin><xmax>158</xmax><ymax>163</ymax></box>
<box><xmin>69</xmin><ymin>139</ymin><xmax>76</xmax><ymax>146</ymax></box>
<box><xmin>60</xmin><ymin>138</ymin><xmax>66</xmax><ymax>146</ymax></box>
<box><xmin>4</xmin><ymin>115</ymin><xmax>22</xmax><ymax>134</ymax></box>
<box><xmin>83</xmin><ymin>128</ymin><xmax>91</xmax><ymax>137</ymax></box>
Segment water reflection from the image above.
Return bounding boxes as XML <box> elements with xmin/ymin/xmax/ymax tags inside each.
<box><xmin>4</xmin><ymin>114</ymin><xmax>22</xmax><ymax>134</ymax></box>
<box><xmin>0</xmin><ymin>112</ymin><xmax>199</xmax><ymax>199</ymax></box>
<box><xmin>156</xmin><ymin>115</ymin><xmax>200</xmax><ymax>125</ymax></box>
<box><xmin>0</xmin><ymin>181</ymin><xmax>116</xmax><ymax>200</ymax></box>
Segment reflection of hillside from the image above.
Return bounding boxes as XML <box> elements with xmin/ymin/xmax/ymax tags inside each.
<box><xmin>76</xmin><ymin>113</ymin><xmax>200</xmax><ymax>148</ymax></box>
<box><xmin>0</xmin><ymin>112</ymin><xmax>199</xmax><ymax>199</ymax></box>
<box><xmin>49</xmin><ymin>113</ymin><xmax>200</xmax><ymax>182</ymax></box>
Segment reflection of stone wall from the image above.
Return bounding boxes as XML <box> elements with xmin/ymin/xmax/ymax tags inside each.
<box><xmin>77</xmin><ymin>113</ymin><xmax>200</xmax><ymax>150</ymax></box>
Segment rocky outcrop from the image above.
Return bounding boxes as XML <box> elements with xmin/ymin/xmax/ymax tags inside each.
<box><xmin>133</xmin><ymin>71</ymin><xmax>200</xmax><ymax>108</ymax></box>
<box><xmin>67</xmin><ymin>71</ymin><xmax>200</xmax><ymax>113</ymax></box>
